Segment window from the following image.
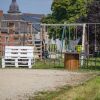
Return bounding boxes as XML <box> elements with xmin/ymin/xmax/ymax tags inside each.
<box><xmin>5</xmin><ymin>36</ymin><xmax>9</xmax><ymax>43</ymax></box>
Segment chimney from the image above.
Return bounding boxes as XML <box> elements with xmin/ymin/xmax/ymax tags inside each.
<box><xmin>0</xmin><ymin>10</ymin><xmax>3</xmax><ymax>17</ymax></box>
<box><xmin>0</xmin><ymin>10</ymin><xmax>3</xmax><ymax>21</ymax></box>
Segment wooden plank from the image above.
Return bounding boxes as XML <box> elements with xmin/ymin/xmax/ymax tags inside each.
<box><xmin>2</xmin><ymin>46</ymin><xmax>34</xmax><ymax>68</ymax></box>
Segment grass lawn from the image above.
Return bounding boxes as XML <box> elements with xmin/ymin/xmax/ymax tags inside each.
<box><xmin>32</xmin><ymin>57</ymin><xmax>100</xmax><ymax>70</ymax></box>
<box><xmin>33</xmin><ymin>59</ymin><xmax>64</xmax><ymax>69</ymax></box>
<box><xmin>29</xmin><ymin>76</ymin><xmax>100</xmax><ymax>100</ymax></box>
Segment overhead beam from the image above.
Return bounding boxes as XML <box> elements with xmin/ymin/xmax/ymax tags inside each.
<box><xmin>41</xmin><ymin>23</ymin><xmax>100</xmax><ymax>27</ymax></box>
<box><xmin>41</xmin><ymin>23</ymin><xmax>84</xmax><ymax>27</ymax></box>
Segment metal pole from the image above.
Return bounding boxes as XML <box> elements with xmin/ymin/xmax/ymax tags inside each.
<box><xmin>94</xmin><ymin>24</ymin><xmax>97</xmax><ymax>52</ymax></box>
<box><xmin>69</xmin><ymin>26</ymin><xmax>71</xmax><ymax>51</ymax></box>
<box><xmin>81</xmin><ymin>24</ymin><xmax>86</xmax><ymax>66</ymax></box>
<box><xmin>41</xmin><ymin>23</ymin><xmax>84</xmax><ymax>27</ymax></box>
<box><xmin>40</xmin><ymin>25</ymin><xmax>43</xmax><ymax>60</ymax></box>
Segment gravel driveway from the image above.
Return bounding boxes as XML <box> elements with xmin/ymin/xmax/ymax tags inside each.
<box><xmin>0</xmin><ymin>69</ymin><xmax>93</xmax><ymax>100</ymax></box>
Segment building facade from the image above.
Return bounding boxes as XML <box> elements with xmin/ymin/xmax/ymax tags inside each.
<box><xmin>0</xmin><ymin>0</ymin><xmax>48</xmax><ymax>58</ymax></box>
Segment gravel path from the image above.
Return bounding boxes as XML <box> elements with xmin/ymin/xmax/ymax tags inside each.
<box><xmin>0</xmin><ymin>69</ymin><xmax>93</xmax><ymax>100</ymax></box>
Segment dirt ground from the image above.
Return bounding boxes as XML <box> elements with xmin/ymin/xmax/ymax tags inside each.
<box><xmin>0</xmin><ymin>69</ymin><xmax>94</xmax><ymax>100</ymax></box>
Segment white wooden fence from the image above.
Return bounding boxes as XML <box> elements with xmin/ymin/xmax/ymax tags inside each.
<box><xmin>2</xmin><ymin>46</ymin><xmax>34</xmax><ymax>68</ymax></box>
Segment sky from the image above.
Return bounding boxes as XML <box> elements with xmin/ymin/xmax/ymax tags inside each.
<box><xmin>0</xmin><ymin>0</ymin><xmax>53</xmax><ymax>15</ymax></box>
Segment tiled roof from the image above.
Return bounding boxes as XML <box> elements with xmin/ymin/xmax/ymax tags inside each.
<box><xmin>2</xmin><ymin>13</ymin><xmax>44</xmax><ymax>32</ymax></box>
<box><xmin>3</xmin><ymin>14</ymin><xmax>22</xmax><ymax>20</ymax></box>
<box><xmin>3</xmin><ymin>13</ymin><xmax>44</xmax><ymax>22</ymax></box>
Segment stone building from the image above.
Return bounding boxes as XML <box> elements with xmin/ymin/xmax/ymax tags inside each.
<box><xmin>0</xmin><ymin>0</ymin><xmax>47</xmax><ymax>58</ymax></box>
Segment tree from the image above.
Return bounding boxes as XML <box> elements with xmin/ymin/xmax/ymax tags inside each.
<box><xmin>87</xmin><ymin>0</ymin><xmax>100</xmax><ymax>52</ymax></box>
<box><xmin>87</xmin><ymin>0</ymin><xmax>100</xmax><ymax>23</ymax></box>
<box><xmin>42</xmin><ymin>0</ymin><xmax>88</xmax><ymax>39</ymax></box>
<box><xmin>41</xmin><ymin>14</ymin><xmax>56</xmax><ymax>24</ymax></box>
<box><xmin>42</xmin><ymin>0</ymin><xmax>92</xmax><ymax>24</ymax></box>
<box><xmin>42</xmin><ymin>0</ymin><xmax>95</xmax><ymax>40</ymax></box>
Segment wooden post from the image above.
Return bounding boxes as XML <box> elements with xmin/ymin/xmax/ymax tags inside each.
<box><xmin>31</xmin><ymin>23</ymin><xmax>32</xmax><ymax>35</ymax></box>
<box><xmin>28</xmin><ymin>59</ymin><xmax>32</xmax><ymax>69</ymax></box>
<box><xmin>0</xmin><ymin>19</ymin><xmax>2</xmax><ymax>57</ymax></box>
<box><xmin>2</xmin><ymin>58</ymin><xmax>5</xmax><ymax>68</ymax></box>
<box><xmin>31</xmin><ymin>23</ymin><xmax>33</xmax><ymax>46</ymax></box>
<box><xmin>0</xmin><ymin>11</ymin><xmax>3</xmax><ymax>57</ymax></box>
<box><xmin>15</xmin><ymin>59</ymin><xmax>18</xmax><ymax>68</ymax></box>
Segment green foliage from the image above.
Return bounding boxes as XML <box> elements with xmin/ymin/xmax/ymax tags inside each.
<box><xmin>87</xmin><ymin>0</ymin><xmax>100</xmax><ymax>23</ymax></box>
<box><xmin>47</xmin><ymin>26</ymin><xmax>63</xmax><ymax>39</ymax></box>
<box><xmin>42</xmin><ymin>0</ymin><xmax>93</xmax><ymax>39</ymax></box>
<box><xmin>42</xmin><ymin>0</ymin><xmax>93</xmax><ymax>24</ymax></box>
<box><xmin>41</xmin><ymin>14</ymin><xmax>56</xmax><ymax>24</ymax></box>
<box><xmin>87</xmin><ymin>0</ymin><xmax>100</xmax><ymax>52</ymax></box>
<box><xmin>49</xmin><ymin>44</ymin><xmax>57</xmax><ymax>52</ymax></box>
